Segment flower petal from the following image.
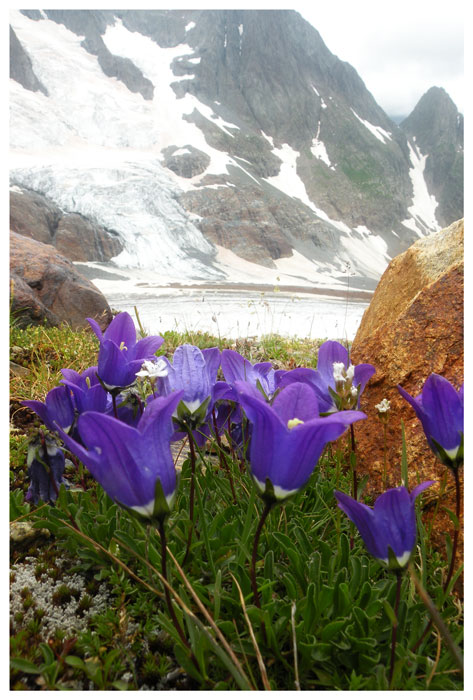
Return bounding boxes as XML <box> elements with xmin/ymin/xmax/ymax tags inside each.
<box><xmin>317</xmin><ymin>341</ymin><xmax>348</xmax><ymax>386</ymax></box>
<box><xmin>334</xmin><ymin>490</ymin><xmax>382</xmax><ymax>559</ymax></box>
<box><xmin>104</xmin><ymin>312</ymin><xmax>136</xmax><ymax>348</ymax></box>
<box><xmin>271</xmin><ymin>382</ymin><xmax>320</xmax><ymax>424</ymax></box>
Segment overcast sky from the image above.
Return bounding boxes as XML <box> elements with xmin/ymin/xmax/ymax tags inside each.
<box><xmin>295</xmin><ymin>0</ymin><xmax>464</xmax><ymax>118</ymax></box>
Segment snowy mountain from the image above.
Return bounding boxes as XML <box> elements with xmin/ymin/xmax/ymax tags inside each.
<box><xmin>9</xmin><ymin>9</ymin><xmax>463</xmax><ymax>293</ymax></box>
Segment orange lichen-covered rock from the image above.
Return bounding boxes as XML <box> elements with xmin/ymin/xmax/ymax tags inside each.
<box><xmin>350</xmin><ymin>219</ymin><xmax>463</xmax><ymax>571</ymax></box>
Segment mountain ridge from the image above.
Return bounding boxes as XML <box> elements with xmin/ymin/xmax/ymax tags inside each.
<box><xmin>9</xmin><ymin>9</ymin><xmax>463</xmax><ymax>292</ymax></box>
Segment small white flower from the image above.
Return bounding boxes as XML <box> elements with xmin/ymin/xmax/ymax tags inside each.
<box><xmin>346</xmin><ymin>364</ymin><xmax>355</xmax><ymax>381</ymax></box>
<box><xmin>333</xmin><ymin>362</ymin><xmax>346</xmax><ymax>382</ymax></box>
<box><xmin>136</xmin><ymin>358</ymin><xmax>168</xmax><ymax>379</ymax></box>
<box><xmin>375</xmin><ymin>398</ymin><xmax>391</xmax><ymax>413</ymax></box>
<box><xmin>350</xmin><ymin>385</ymin><xmax>358</xmax><ymax>398</ymax></box>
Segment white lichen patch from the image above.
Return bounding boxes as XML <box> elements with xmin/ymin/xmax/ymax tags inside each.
<box><xmin>10</xmin><ymin>556</ymin><xmax>111</xmax><ymax>641</ymax></box>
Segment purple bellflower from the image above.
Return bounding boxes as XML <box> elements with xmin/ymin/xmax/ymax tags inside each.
<box><xmin>397</xmin><ymin>374</ymin><xmax>464</xmax><ymax>469</ymax></box>
<box><xmin>335</xmin><ymin>482</ymin><xmax>434</xmax><ymax>569</ymax></box>
<box><xmin>157</xmin><ymin>344</ymin><xmax>221</xmax><ymax>434</ymax></box>
<box><xmin>26</xmin><ymin>437</ymin><xmax>66</xmax><ymax>504</ymax></box>
<box><xmin>57</xmin><ymin>391</ymin><xmax>184</xmax><ymax>521</ymax></box>
<box><xmin>22</xmin><ymin>385</ymin><xmax>75</xmax><ymax>435</ymax></box>
<box><xmin>221</xmin><ymin>349</ymin><xmax>280</xmax><ymax>400</ymax></box>
<box><xmin>61</xmin><ymin>366</ymin><xmax>109</xmax><ymax>415</ymax></box>
<box><xmin>277</xmin><ymin>340</ymin><xmax>375</xmax><ymax>414</ymax></box>
<box><xmin>236</xmin><ymin>381</ymin><xmax>366</xmax><ymax>501</ymax></box>
<box><xmin>87</xmin><ymin>312</ymin><xmax>164</xmax><ymax>391</ymax></box>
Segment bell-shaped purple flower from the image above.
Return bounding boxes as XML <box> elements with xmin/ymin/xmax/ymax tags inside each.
<box><xmin>221</xmin><ymin>349</ymin><xmax>280</xmax><ymax>400</ymax></box>
<box><xmin>26</xmin><ymin>437</ymin><xmax>66</xmax><ymax>504</ymax></box>
<box><xmin>57</xmin><ymin>391</ymin><xmax>184</xmax><ymax>520</ymax></box>
<box><xmin>335</xmin><ymin>482</ymin><xmax>434</xmax><ymax>569</ymax></box>
<box><xmin>87</xmin><ymin>312</ymin><xmax>164</xmax><ymax>391</ymax></box>
<box><xmin>60</xmin><ymin>366</ymin><xmax>110</xmax><ymax>415</ymax></box>
<box><xmin>22</xmin><ymin>385</ymin><xmax>75</xmax><ymax>435</ymax></box>
<box><xmin>277</xmin><ymin>340</ymin><xmax>375</xmax><ymax>414</ymax></box>
<box><xmin>397</xmin><ymin>374</ymin><xmax>463</xmax><ymax>469</ymax></box>
<box><xmin>236</xmin><ymin>381</ymin><xmax>366</xmax><ymax>501</ymax></box>
<box><xmin>157</xmin><ymin>345</ymin><xmax>220</xmax><ymax>431</ymax></box>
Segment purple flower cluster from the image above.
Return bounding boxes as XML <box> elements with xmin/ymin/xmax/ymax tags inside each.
<box><xmin>22</xmin><ymin>316</ymin><xmax>462</xmax><ymax>565</ymax></box>
<box><xmin>21</xmin><ymin>320</ymin><xmax>370</xmax><ymax>514</ymax></box>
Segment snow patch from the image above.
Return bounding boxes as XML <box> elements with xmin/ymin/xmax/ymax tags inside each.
<box><xmin>338</xmin><ymin>231</ymin><xmax>390</xmax><ymax>279</ymax></box>
<box><xmin>264</xmin><ymin>144</ymin><xmax>350</xmax><ymax>233</ymax></box>
<box><xmin>311</xmin><ymin>121</ymin><xmax>334</xmax><ymax>169</ymax></box>
<box><xmin>354</xmin><ymin>225</ymin><xmax>371</xmax><ymax>235</ymax></box>
<box><xmin>351</xmin><ymin>109</ymin><xmax>392</xmax><ymax>144</ymax></box>
<box><xmin>261</xmin><ymin>130</ymin><xmax>275</xmax><ymax>148</ymax></box>
<box><xmin>185</xmin><ymin>21</ymin><xmax>196</xmax><ymax>31</ymax></box>
<box><xmin>401</xmin><ymin>142</ymin><xmax>440</xmax><ymax>236</ymax></box>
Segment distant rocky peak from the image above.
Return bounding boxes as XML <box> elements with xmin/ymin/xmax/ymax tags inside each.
<box><xmin>401</xmin><ymin>86</ymin><xmax>463</xmax><ymax>154</ymax></box>
<box><xmin>400</xmin><ymin>87</ymin><xmax>463</xmax><ymax>228</ymax></box>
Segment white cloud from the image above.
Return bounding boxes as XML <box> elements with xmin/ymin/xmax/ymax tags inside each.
<box><xmin>294</xmin><ymin>0</ymin><xmax>464</xmax><ymax>117</ymax></box>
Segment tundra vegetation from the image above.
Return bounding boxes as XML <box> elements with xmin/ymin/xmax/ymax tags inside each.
<box><xmin>10</xmin><ymin>313</ymin><xmax>463</xmax><ymax>691</ymax></box>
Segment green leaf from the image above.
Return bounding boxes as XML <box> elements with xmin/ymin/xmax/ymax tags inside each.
<box><xmin>65</xmin><ymin>655</ymin><xmax>87</xmax><ymax>671</ymax></box>
<box><xmin>338</xmin><ymin>532</ymin><xmax>350</xmax><ymax>570</ymax></box>
<box><xmin>283</xmin><ymin>572</ymin><xmax>298</xmax><ymax>599</ymax></box>
<box><xmin>383</xmin><ymin>599</ymin><xmax>397</xmax><ymax>626</ymax></box>
<box><xmin>10</xmin><ymin>658</ymin><xmax>41</xmax><ymax>674</ymax></box>
<box><xmin>442</xmin><ymin>507</ymin><xmax>460</xmax><ymax>530</ymax></box>
<box><xmin>263</xmin><ymin>549</ymin><xmax>274</xmax><ymax>580</ymax></box>
<box><xmin>213</xmin><ymin>569</ymin><xmax>222</xmax><ymax>621</ymax></box>
<box><xmin>321</xmin><ymin>619</ymin><xmax>346</xmax><ymax>642</ymax></box>
<box><xmin>39</xmin><ymin>642</ymin><xmax>55</xmax><ymax>666</ymax></box>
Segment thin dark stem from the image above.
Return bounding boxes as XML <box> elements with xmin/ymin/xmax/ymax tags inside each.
<box><xmin>250</xmin><ymin>500</ymin><xmax>272</xmax><ymax>610</ymax></box>
<box><xmin>408</xmin><ymin>562</ymin><xmax>463</xmax><ymax>678</ymax></box>
<box><xmin>445</xmin><ymin>467</ymin><xmax>461</xmax><ymax>589</ymax></box>
<box><xmin>182</xmin><ymin>428</ymin><xmax>197</xmax><ymax>567</ymax></box>
<box><xmin>157</xmin><ymin>521</ymin><xmax>201</xmax><ymax>673</ymax></box>
<box><xmin>389</xmin><ymin>572</ymin><xmax>402</xmax><ymax>688</ymax></box>
<box><xmin>382</xmin><ymin>422</ymin><xmax>388</xmax><ymax>491</ymax></box>
<box><xmin>411</xmin><ymin>466</ymin><xmax>462</xmax><ymax>653</ymax></box>
<box><xmin>212</xmin><ymin>409</ymin><xmax>237</xmax><ymax>503</ymax></box>
<box><xmin>112</xmin><ymin>393</ymin><xmax>119</xmax><ymax>419</ymax></box>
<box><xmin>350</xmin><ymin>423</ymin><xmax>357</xmax><ymax>501</ymax></box>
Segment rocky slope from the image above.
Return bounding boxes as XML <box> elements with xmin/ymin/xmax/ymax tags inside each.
<box><xmin>9</xmin><ymin>9</ymin><xmax>463</xmax><ymax>290</ymax></box>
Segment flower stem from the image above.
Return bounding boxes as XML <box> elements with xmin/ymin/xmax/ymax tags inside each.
<box><xmin>389</xmin><ymin>571</ymin><xmax>402</xmax><ymax>688</ymax></box>
<box><xmin>382</xmin><ymin>422</ymin><xmax>388</xmax><ymax>491</ymax></box>
<box><xmin>157</xmin><ymin>518</ymin><xmax>193</xmax><ymax>653</ymax></box>
<box><xmin>408</xmin><ymin>562</ymin><xmax>463</xmax><ymax>678</ymax></box>
<box><xmin>350</xmin><ymin>423</ymin><xmax>357</xmax><ymax>500</ymax></box>
<box><xmin>445</xmin><ymin>467</ymin><xmax>461</xmax><ymax>591</ymax></box>
<box><xmin>250</xmin><ymin>500</ymin><xmax>273</xmax><ymax>610</ymax></box>
<box><xmin>411</xmin><ymin>466</ymin><xmax>462</xmax><ymax>652</ymax></box>
<box><xmin>182</xmin><ymin>427</ymin><xmax>197</xmax><ymax>567</ymax></box>
<box><xmin>212</xmin><ymin>409</ymin><xmax>237</xmax><ymax>503</ymax></box>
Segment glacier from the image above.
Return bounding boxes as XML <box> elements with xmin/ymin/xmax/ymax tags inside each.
<box><xmin>9</xmin><ymin>10</ymin><xmax>445</xmax><ymax>337</ymax></box>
